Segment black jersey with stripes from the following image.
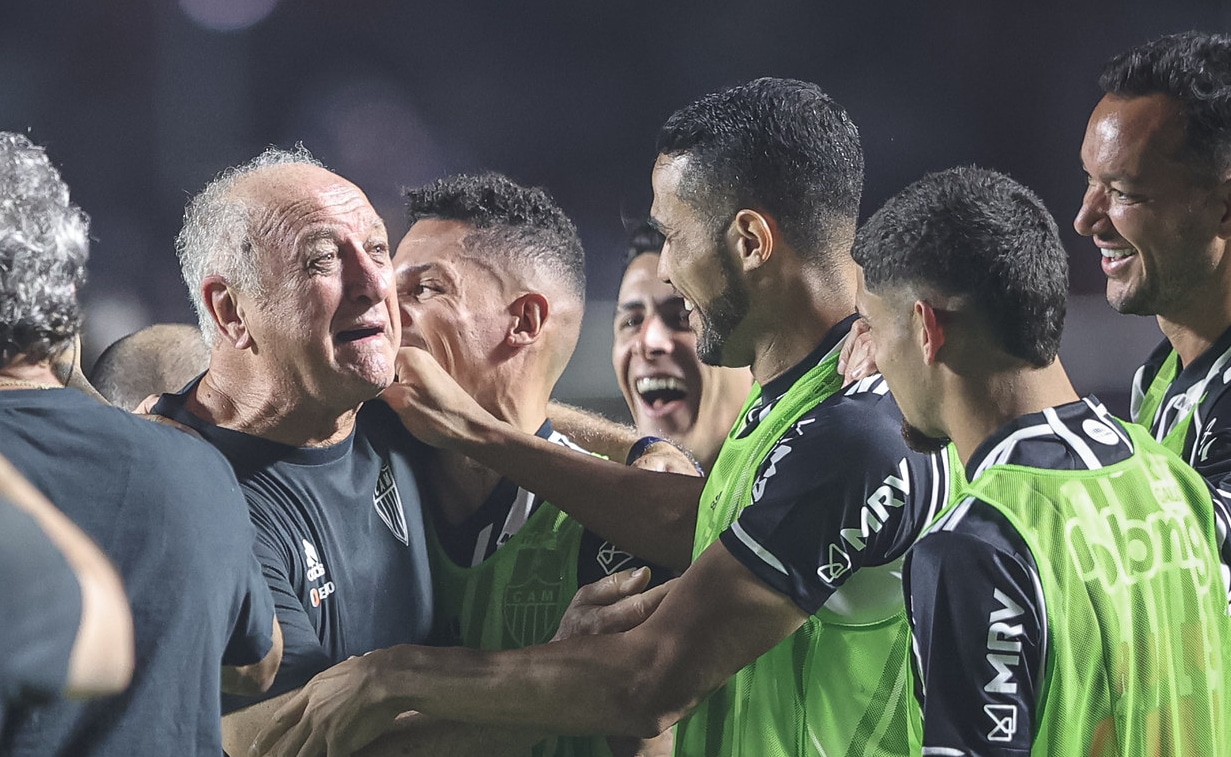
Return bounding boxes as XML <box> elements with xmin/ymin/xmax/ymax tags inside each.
<box><xmin>717</xmin><ymin>366</ymin><xmax>952</xmax><ymax>621</ymax></box>
<box><xmin>429</xmin><ymin>420</ymin><xmax>671</xmax><ymax>588</ymax></box>
<box><xmin>1132</xmin><ymin>326</ymin><xmax>1231</xmax><ymax>499</ymax></box>
<box><xmin>905</xmin><ymin>396</ymin><xmax>1136</xmax><ymax>755</ymax></box>
<box><xmin>1131</xmin><ymin>328</ymin><xmax>1231</xmax><ymax>595</ymax></box>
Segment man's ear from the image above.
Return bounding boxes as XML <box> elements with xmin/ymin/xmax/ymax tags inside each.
<box><xmin>730</xmin><ymin>209</ymin><xmax>776</xmax><ymax>272</ymax></box>
<box><xmin>508</xmin><ymin>292</ymin><xmax>549</xmax><ymax>346</ymax></box>
<box><xmin>204</xmin><ymin>275</ymin><xmax>252</xmax><ymax>350</ymax></box>
<box><xmin>1216</xmin><ymin>177</ymin><xmax>1231</xmax><ymax>239</ymax></box>
<box><xmin>915</xmin><ymin>299</ymin><xmax>945</xmax><ymax>365</ymax></box>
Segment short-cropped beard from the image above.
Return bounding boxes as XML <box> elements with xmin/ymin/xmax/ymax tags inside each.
<box><xmin>901</xmin><ymin>417</ymin><xmax>950</xmax><ymax>455</ymax></box>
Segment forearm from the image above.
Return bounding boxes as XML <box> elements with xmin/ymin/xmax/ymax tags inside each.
<box><xmin>546</xmin><ymin>401</ymin><xmax>639</xmax><ymax>461</ymax></box>
<box><xmin>357</xmin><ymin>637</ymin><xmax>677</xmax><ymax>739</ymax></box>
<box><xmin>456</xmin><ymin>418</ymin><xmax>700</xmax><ymax>571</ymax></box>
<box><xmin>356</xmin><ymin>713</ymin><xmax>546</xmax><ymax>757</ymax></box>
<box><xmin>226</xmin><ymin>688</ymin><xmax>298</xmax><ymax>756</ymax></box>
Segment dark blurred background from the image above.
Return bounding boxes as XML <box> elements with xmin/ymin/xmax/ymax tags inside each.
<box><xmin>4</xmin><ymin>0</ymin><xmax>1226</xmax><ymax>417</ymax></box>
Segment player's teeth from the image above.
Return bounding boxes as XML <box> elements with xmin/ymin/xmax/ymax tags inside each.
<box><xmin>1101</xmin><ymin>248</ymin><xmax>1134</xmax><ymax>261</ymax></box>
<box><xmin>683</xmin><ymin>299</ymin><xmax>694</xmax><ymax>312</ymax></box>
<box><xmin>636</xmin><ymin>377</ymin><xmax>686</xmax><ymax>394</ymax></box>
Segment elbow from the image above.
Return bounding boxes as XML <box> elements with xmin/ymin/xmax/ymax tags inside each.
<box><xmin>222</xmin><ymin>617</ymin><xmax>283</xmax><ymax>696</ymax></box>
<box><xmin>221</xmin><ymin>656</ymin><xmax>278</xmax><ymax>697</ymax></box>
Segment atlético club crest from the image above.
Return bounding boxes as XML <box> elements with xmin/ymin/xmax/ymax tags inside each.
<box><xmin>373</xmin><ymin>461</ymin><xmax>409</xmax><ymax>545</ymax></box>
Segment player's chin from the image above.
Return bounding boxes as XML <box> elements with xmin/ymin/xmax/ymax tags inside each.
<box><xmin>341</xmin><ymin>357</ymin><xmax>397</xmax><ymax>394</ymax></box>
<box><xmin>900</xmin><ymin>419</ymin><xmax>950</xmax><ymax>455</ymax></box>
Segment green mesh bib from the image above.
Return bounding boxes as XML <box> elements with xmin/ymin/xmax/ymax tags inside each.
<box><xmin>675</xmin><ymin>344</ymin><xmax>921</xmax><ymax>756</ymax></box>
<box><xmin>428</xmin><ymin>501</ymin><xmax>611</xmax><ymax>757</ymax></box>
<box><xmin>953</xmin><ymin>422</ymin><xmax>1231</xmax><ymax>756</ymax></box>
<box><xmin>1132</xmin><ymin>349</ymin><xmax>1194</xmax><ymax>455</ymax></box>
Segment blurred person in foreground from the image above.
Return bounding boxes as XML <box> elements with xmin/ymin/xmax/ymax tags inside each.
<box><xmin>0</xmin><ymin>131</ymin><xmax>280</xmax><ymax>756</ymax></box>
<box><xmin>0</xmin><ymin>452</ymin><xmax>132</xmax><ymax>720</ymax></box>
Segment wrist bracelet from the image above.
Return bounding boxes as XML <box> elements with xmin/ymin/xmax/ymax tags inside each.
<box><xmin>626</xmin><ymin>436</ymin><xmax>669</xmax><ymax>465</ymax></box>
<box><xmin>626</xmin><ymin>435</ymin><xmax>704</xmax><ymax>474</ymax></box>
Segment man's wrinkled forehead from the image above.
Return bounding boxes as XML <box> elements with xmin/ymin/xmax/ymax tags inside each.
<box><xmin>234</xmin><ymin>164</ymin><xmax>382</xmax><ymax>245</ymax></box>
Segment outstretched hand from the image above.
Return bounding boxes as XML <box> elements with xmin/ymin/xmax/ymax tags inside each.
<box><xmin>382</xmin><ymin>346</ymin><xmax>497</xmax><ymax>451</ymax></box>
<box><xmin>553</xmin><ymin>567</ymin><xmax>673</xmax><ymax>641</ymax></box>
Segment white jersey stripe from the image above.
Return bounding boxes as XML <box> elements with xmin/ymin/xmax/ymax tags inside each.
<box><xmin>728</xmin><ymin>520</ymin><xmax>789</xmax><ymax>575</ymax></box>
<box><xmin>1043</xmin><ymin>407</ymin><xmax>1103</xmax><ymax>470</ymax></box>
<box><xmin>970</xmin><ymin>425</ymin><xmax>1053</xmax><ymax>479</ymax></box>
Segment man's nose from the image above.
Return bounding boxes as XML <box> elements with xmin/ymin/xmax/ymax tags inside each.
<box><xmin>639</xmin><ymin>314</ymin><xmax>675</xmax><ymax>356</ymax></box>
<box><xmin>1073</xmin><ymin>185</ymin><xmax>1109</xmax><ymax>238</ymax></box>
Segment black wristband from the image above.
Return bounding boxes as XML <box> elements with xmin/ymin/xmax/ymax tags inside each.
<box><xmin>626</xmin><ymin>435</ymin><xmax>704</xmax><ymax>474</ymax></box>
<box><xmin>626</xmin><ymin>435</ymin><xmax>668</xmax><ymax>465</ymax></box>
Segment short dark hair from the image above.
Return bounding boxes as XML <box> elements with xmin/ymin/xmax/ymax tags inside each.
<box><xmin>852</xmin><ymin>166</ymin><xmax>1067</xmax><ymax>367</ymax></box>
<box><xmin>623</xmin><ymin>219</ymin><xmax>664</xmax><ymax>268</ymax></box>
<box><xmin>656</xmin><ymin>77</ymin><xmax>863</xmax><ymax>260</ymax></box>
<box><xmin>90</xmin><ymin>323</ymin><xmax>209</xmax><ymax>411</ymax></box>
<box><xmin>1100</xmin><ymin>31</ymin><xmax>1231</xmax><ymax>177</ymax></box>
<box><xmin>404</xmin><ymin>172</ymin><xmax>585</xmax><ymax>301</ymax></box>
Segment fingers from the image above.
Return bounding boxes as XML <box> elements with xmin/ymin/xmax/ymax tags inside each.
<box><xmin>133</xmin><ymin>393</ymin><xmax>160</xmax><ymax>414</ymax></box>
<box><xmin>573</xmin><ymin>567</ymin><xmax>650</xmax><ymax>608</ymax></box>
<box><xmin>840</xmin><ymin>320</ymin><xmax>877</xmax><ymax>386</ymax></box>
<box><xmin>251</xmin><ymin>694</ymin><xmax>310</xmax><ymax>756</ymax></box>
<box><xmin>588</xmin><ymin>578</ymin><xmax>672</xmax><ymax>635</ymax></box>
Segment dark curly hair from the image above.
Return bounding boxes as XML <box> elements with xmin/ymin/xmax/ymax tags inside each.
<box><xmin>656</xmin><ymin>77</ymin><xmax>863</xmax><ymax>262</ymax></box>
<box><xmin>622</xmin><ymin>219</ymin><xmax>665</xmax><ymax>269</ymax></box>
<box><xmin>405</xmin><ymin>172</ymin><xmax>585</xmax><ymax>300</ymax></box>
<box><xmin>1100</xmin><ymin>31</ymin><xmax>1231</xmax><ymax>178</ymax></box>
<box><xmin>852</xmin><ymin>166</ymin><xmax>1067</xmax><ymax>367</ymax></box>
<box><xmin>0</xmin><ymin>132</ymin><xmax>89</xmax><ymax>367</ymax></box>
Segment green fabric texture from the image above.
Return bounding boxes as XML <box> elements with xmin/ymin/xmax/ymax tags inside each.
<box><xmin>675</xmin><ymin>345</ymin><xmax>921</xmax><ymax>756</ymax></box>
<box><xmin>427</xmin><ymin>500</ymin><xmax>610</xmax><ymax>757</ymax></box>
<box><xmin>1133</xmin><ymin>348</ymin><xmax>1192</xmax><ymax>453</ymax></box>
<box><xmin>953</xmin><ymin>421</ymin><xmax>1231</xmax><ymax>756</ymax></box>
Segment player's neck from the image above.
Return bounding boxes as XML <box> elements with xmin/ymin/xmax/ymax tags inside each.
<box><xmin>947</xmin><ymin>361</ymin><xmax>1079</xmax><ymax>467</ymax></box>
<box><xmin>475</xmin><ymin>375</ymin><xmax>551</xmax><ymax>437</ymax></box>
<box><xmin>749</xmin><ymin>303</ymin><xmax>854</xmax><ymax>385</ymax></box>
<box><xmin>188</xmin><ymin>367</ymin><xmax>359</xmax><ymax>448</ymax></box>
<box><xmin>431</xmin><ymin>448</ymin><xmax>504</xmax><ymax>525</ymax></box>
<box><xmin>0</xmin><ymin>357</ymin><xmax>61</xmax><ymax>390</ymax></box>
<box><xmin>1156</xmin><ymin>262</ymin><xmax>1231</xmax><ymax>366</ymax></box>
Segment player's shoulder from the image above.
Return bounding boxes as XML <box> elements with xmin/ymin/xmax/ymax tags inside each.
<box><xmin>79</xmin><ymin>395</ymin><xmax>234</xmax><ymax>471</ymax></box>
<box><xmin>793</xmin><ymin>374</ymin><xmax>909</xmax><ymax>455</ymax></box>
<box><xmin>918</xmin><ymin>496</ymin><xmax>1032</xmax><ymax>564</ymax></box>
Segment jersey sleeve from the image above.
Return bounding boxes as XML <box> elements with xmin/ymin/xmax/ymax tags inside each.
<box><xmin>221</xmin><ymin>540</ymin><xmax>277</xmax><ymax>668</ymax></box>
<box><xmin>1190</xmin><ymin>390</ymin><xmax>1231</xmax><ymax>498</ymax></box>
<box><xmin>0</xmin><ymin>495</ymin><xmax>81</xmax><ymax>704</ymax></box>
<box><xmin>719</xmin><ymin>394</ymin><xmax>945</xmax><ymax>615</ymax></box>
<box><xmin>904</xmin><ymin>503</ymin><xmax>1044</xmax><ymax>756</ymax></box>
<box><xmin>575</xmin><ymin>528</ymin><xmax>676</xmax><ymax>588</ymax></box>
